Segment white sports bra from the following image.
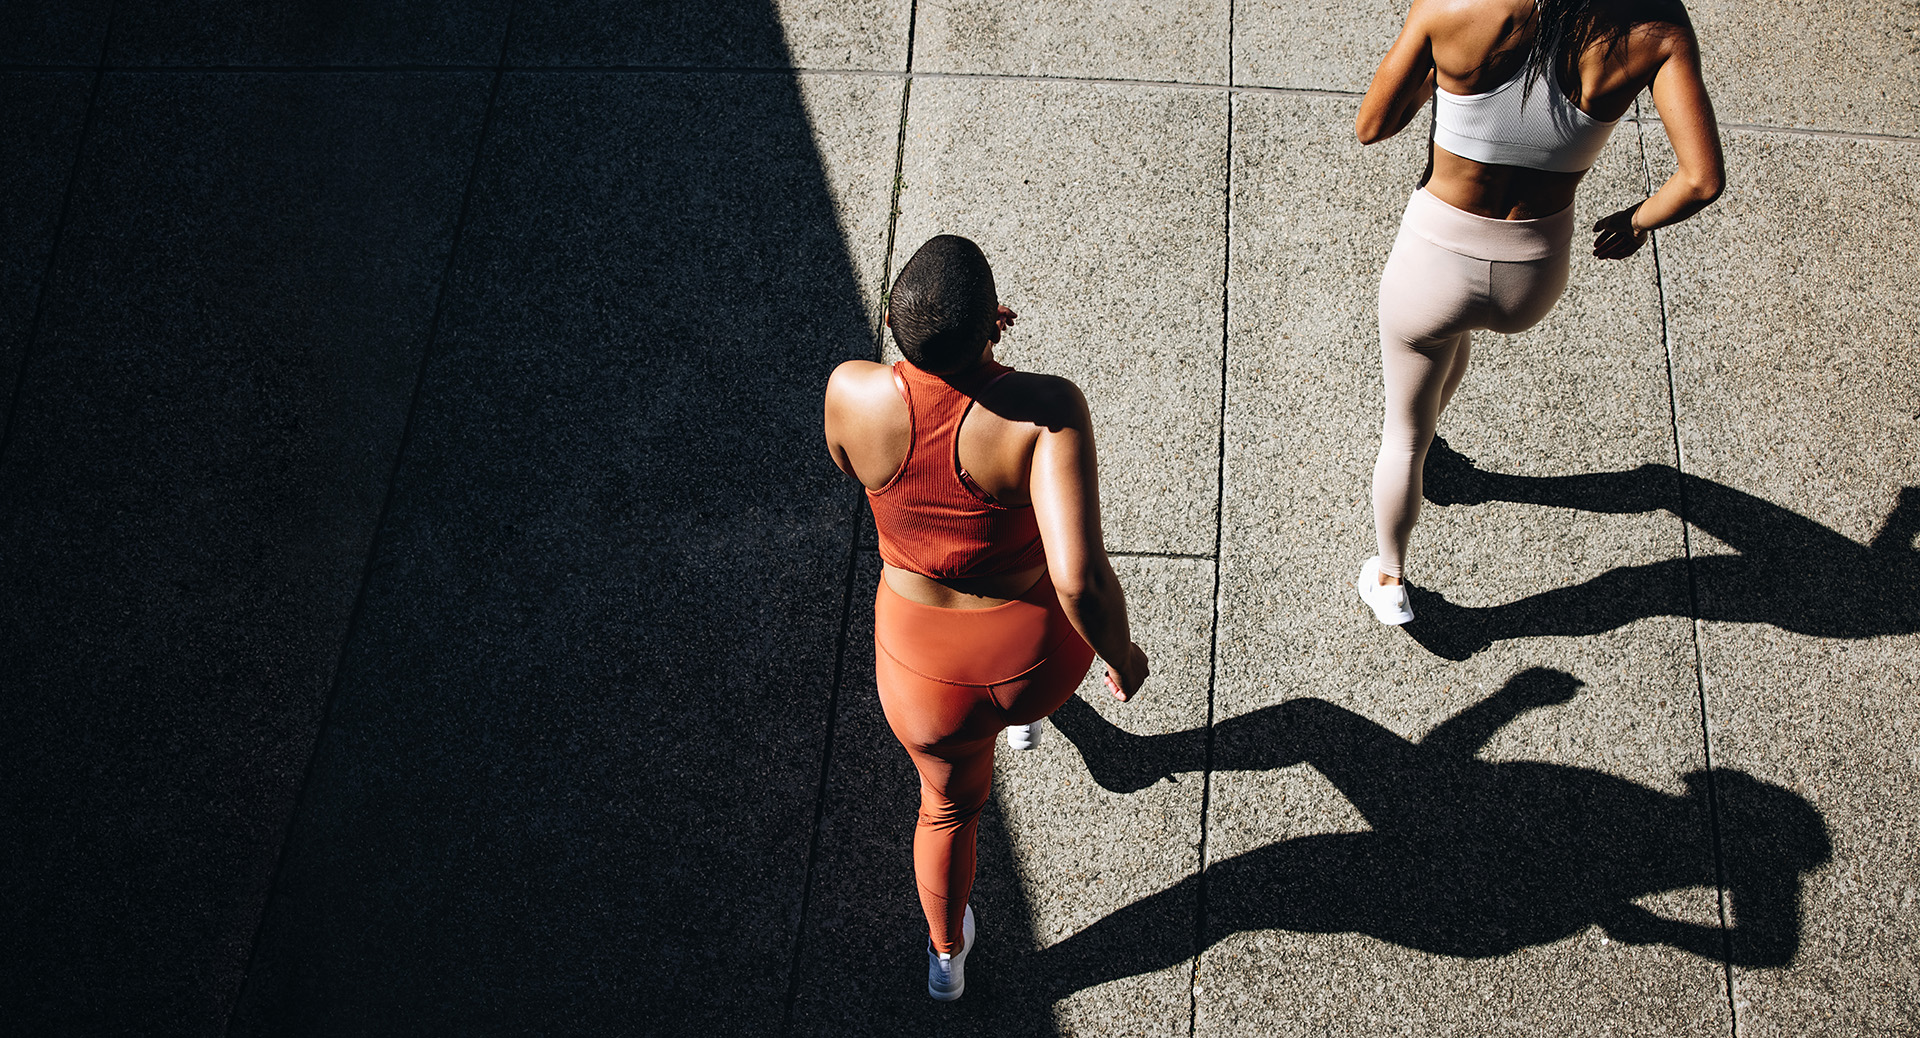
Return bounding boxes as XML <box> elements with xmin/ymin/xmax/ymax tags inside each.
<box><xmin>1432</xmin><ymin>61</ymin><xmax>1620</xmax><ymax>173</ymax></box>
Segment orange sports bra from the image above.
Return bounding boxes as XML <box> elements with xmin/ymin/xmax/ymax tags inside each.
<box><xmin>866</xmin><ymin>359</ymin><xmax>1048</xmax><ymax>580</ymax></box>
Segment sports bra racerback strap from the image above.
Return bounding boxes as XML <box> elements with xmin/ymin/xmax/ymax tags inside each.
<box><xmin>866</xmin><ymin>360</ymin><xmax>1048</xmax><ymax>580</ymax></box>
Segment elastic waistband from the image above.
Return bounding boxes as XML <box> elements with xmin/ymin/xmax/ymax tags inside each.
<box><xmin>1399</xmin><ymin>188</ymin><xmax>1573</xmax><ymax>262</ymax></box>
<box><xmin>873</xmin><ymin>571</ymin><xmax>1079</xmax><ymax>687</ymax></box>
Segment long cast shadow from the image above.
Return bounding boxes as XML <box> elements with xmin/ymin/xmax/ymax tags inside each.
<box><xmin>1403</xmin><ymin>439</ymin><xmax>1920</xmax><ymax>660</ymax></box>
<box><xmin>1035</xmin><ymin>668</ymin><xmax>1830</xmax><ymax>998</ymax></box>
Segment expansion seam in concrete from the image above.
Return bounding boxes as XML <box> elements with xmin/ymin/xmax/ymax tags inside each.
<box><xmin>0</xmin><ymin>5</ymin><xmax>115</xmax><ymax>469</ymax></box>
<box><xmin>1189</xmin><ymin>11</ymin><xmax>1236</xmax><ymax>1031</ymax></box>
<box><xmin>11</xmin><ymin>55</ymin><xmax>1917</xmax><ymax>146</ymax></box>
<box><xmin>218</xmin><ymin>7</ymin><xmax>520</xmax><ymax>1033</ymax></box>
<box><xmin>1636</xmin><ymin>98</ymin><xmax>1741</xmax><ymax>1038</ymax></box>
<box><xmin>780</xmin><ymin>9</ymin><xmax>919</xmax><ymax>1034</ymax></box>
<box><xmin>1111</xmin><ymin>549</ymin><xmax>1215</xmax><ymax>561</ymax></box>
<box><xmin>1639</xmin><ymin>111</ymin><xmax>1920</xmax><ymax>144</ymax></box>
<box><xmin>778</xmin><ymin>502</ymin><xmax>864</xmax><ymax>1035</ymax></box>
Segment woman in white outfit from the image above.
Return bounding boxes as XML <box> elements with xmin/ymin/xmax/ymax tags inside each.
<box><xmin>1354</xmin><ymin>0</ymin><xmax>1724</xmax><ymax>624</ymax></box>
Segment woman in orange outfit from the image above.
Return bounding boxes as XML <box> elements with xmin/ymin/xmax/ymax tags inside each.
<box><xmin>824</xmin><ymin>235</ymin><xmax>1150</xmax><ymax>1001</ymax></box>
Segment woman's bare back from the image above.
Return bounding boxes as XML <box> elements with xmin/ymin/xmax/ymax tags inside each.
<box><xmin>1408</xmin><ymin>0</ymin><xmax>1700</xmax><ymax>219</ymax></box>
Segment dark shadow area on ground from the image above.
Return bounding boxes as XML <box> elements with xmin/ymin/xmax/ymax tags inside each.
<box><xmin>225</xmin><ymin>18</ymin><xmax>882</xmax><ymax>1036</ymax></box>
<box><xmin>1401</xmin><ymin>439</ymin><xmax>1920</xmax><ymax>660</ymax></box>
<box><xmin>3</xmin><ymin>4</ymin><xmax>935</xmax><ymax>1037</ymax></box>
<box><xmin>0</xmin><ymin>64</ymin><xmax>498</xmax><ymax>1037</ymax></box>
<box><xmin>1036</xmin><ymin>668</ymin><xmax>1831</xmax><ymax>999</ymax></box>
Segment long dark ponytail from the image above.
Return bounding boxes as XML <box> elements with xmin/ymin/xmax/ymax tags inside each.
<box><xmin>1520</xmin><ymin>0</ymin><xmax>1646</xmax><ymax>105</ymax></box>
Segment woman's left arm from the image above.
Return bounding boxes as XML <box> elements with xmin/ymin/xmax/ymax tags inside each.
<box><xmin>1356</xmin><ymin>4</ymin><xmax>1437</xmax><ymax>145</ymax></box>
<box><xmin>1593</xmin><ymin>26</ymin><xmax>1725</xmax><ymax>258</ymax></box>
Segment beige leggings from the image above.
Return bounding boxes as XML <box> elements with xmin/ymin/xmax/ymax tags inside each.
<box><xmin>1373</xmin><ymin>189</ymin><xmax>1574</xmax><ymax>578</ymax></box>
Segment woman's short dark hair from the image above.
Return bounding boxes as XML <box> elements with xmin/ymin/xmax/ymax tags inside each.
<box><xmin>887</xmin><ymin>235</ymin><xmax>998</xmax><ymax>373</ymax></box>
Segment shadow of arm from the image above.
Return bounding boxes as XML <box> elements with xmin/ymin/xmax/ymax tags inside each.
<box><xmin>1420</xmin><ymin>669</ymin><xmax>1581</xmax><ymax>759</ymax></box>
<box><xmin>1596</xmin><ymin>881</ymin><xmax>1804</xmax><ymax>968</ymax></box>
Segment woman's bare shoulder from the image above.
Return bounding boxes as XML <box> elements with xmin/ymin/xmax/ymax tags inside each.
<box><xmin>983</xmin><ymin>370</ymin><xmax>1091</xmax><ymax>433</ymax></box>
<box><xmin>1416</xmin><ymin>0</ymin><xmax>1532</xmax><ymax>34</ymax></box>
<box><xmin>826</xmin><ymin>358</ymin><xmax>893</xmax><ymax>402</ymax></box>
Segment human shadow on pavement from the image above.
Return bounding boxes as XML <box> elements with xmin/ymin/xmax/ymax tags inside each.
<box><xmin>1402</xmin><ymin>439</ymin><xmax>1920</xmax><ymax>660</ymax></box>
<box><xmin>1036</xmin><ymin>668</ymin><xmax>1830</xmax><ymax>998</ymax></box>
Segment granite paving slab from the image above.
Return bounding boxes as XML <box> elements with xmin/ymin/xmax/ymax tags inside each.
<box><xmin>0</xmin><ymin>72</ymin><xmax>91</xmax><ymax>436</ymax></box>
<box><xmin>1198</xmin><ymin>94</ymin><xmax>1734</xmax><ymax>1034</ymax></box>
<box><xmin>0</xmin><ymin>0</ymin><xmax>110</xmax><ymax>64</ymax></box>
<box><xmin>108</xmin><ymin>1</ymin><xmax>511</xmax><ymax>67</ymax></box>
<box><xmin>1654</xmin><ymin>127</ymin><xmax>1920</xmax><ymax>1037</ymax></box>
<box><xmin>226</xmin><ymin>69</ymin><xmax>896</xmax><ymax>1035</ymax></box>
<box><xmin>1683</xmin><ymin>0</ymin><xmax>1920</xmax><ymax>136</ymax></box>
<box><xmin>1232</xmin><ymin>0</ymin><xmax>1400</xmax><ymax>93</ymax></box>
<box><xmin>0</xmin><ymin>71</ymin><xmax>488</xmax><ymax>1036</ymax></box>
<box><xmin>914</xmin><ymin>0</ymin><xmax>1231</xmax><ymax>83</ymax></box>
<box><xmin>509</xmin><ymin>0</ymin><xmax>911</xmax><ymax>71</ymax></box>
<box><xmin>890</xmin><ymin>77</ymin><xmax>1229</xmax><ymax>556</ymax></box>
<box><xmin>789</xmin><ymin>554</ymin><xmax>1214</xmax><ymax>1036</ymax></box>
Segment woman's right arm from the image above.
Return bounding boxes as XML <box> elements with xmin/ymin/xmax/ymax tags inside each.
<box><xmin>1028</xmin><ymin>380</ymin><xmax>1150</xmax><ymax>702</ymax></box>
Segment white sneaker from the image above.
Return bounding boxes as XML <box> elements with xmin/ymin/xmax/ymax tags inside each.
<box><xmin>1356</xmin><ymin>556</ymin><xmax>1414</xmax><ymax>625</ymax></box>
<box><xmin>927</xmin><ymin>904</ymin><xmax>976</xmax><ymax>1001</ymax></box>
<box><xmin>1006</xmin><ymin>722</ymin><xmax>1041</xmax><ymax>751</ymax></box>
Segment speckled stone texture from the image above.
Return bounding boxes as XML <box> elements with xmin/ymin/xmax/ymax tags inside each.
<box><xmin>223</xmin><ymin>69</ymin><xmax>897</xmax><ymax>1035</ymax></box>
<box><xmin>1233</xmin><ymin>0</ymin><xmax>1402</xmax><ymax>92</ymax></box>
<box><xmin>1683</xmin><ymin>0</ymin><xmax>1920</xmax><ymax>135</ymax></box>
<box><xmin>0</xmin><ymin>72</ymin><xmax>488</xmax><ymax>1036</ymax></box>
<box><xmin>892</xmin><ymin>77</ymin><xmax>1229</xmax><ymax>556</ymax></box>
<box><xmin>914</xmin><ymin>0</ymin><xmax>1231</xmax><ymax>82</ymax></box>
<box><xmin>509</xmin><ymin>0</ymin><xmax>912</xmax><ymax>70</ymax></box>
<box><xmin>0</xmin><ymin>73</ymin><xmax>90</xmax><ymax>434</ymax></box>
<box><xmin>109</xmin><ymin>2</ymin><xmax>513</xmax><ymax>66</ymax></box>
<box><xmin>1202</xmin><ymin>93</ymin><xmax>1732</xmax><ymax>1035</ymax></box>
<box><xmin>1653</xmin><ymin>128</ymin><xmax>1920</xmax><ymax>1038</ymax></box>
<box><xmin>0</xmin><ymin>0</ymin><xmax>110</xmax><ymax>64</ymax></box>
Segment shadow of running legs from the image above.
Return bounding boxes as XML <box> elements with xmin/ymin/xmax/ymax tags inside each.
<box><xmin>1403</xmin><ymin>440</ymin><xmax>1920</xmax><ymax>659</ymax></box>
<box><xmin>1035</xmin><ymin>668</ymin><xmax>1831</xmax><ymax>1000</ymax></box>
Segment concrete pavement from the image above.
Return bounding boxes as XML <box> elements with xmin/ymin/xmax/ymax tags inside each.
<box><xmin>1</xmin><ymin>2</ymin><xmax>1912</xmax><ymax>1035</ymax></box>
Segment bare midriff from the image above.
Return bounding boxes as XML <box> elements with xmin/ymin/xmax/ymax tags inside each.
<box><xmin>882</xmin><ymin>561</ymin><xmax>1048</xmax><ymax>609</ymax></box>
<box><xmin>1424</xmin><ymin>145</ymin><xmax>1588</xmax><ymax>220</ymax></box>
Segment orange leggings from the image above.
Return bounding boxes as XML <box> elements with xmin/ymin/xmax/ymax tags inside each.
<box><xmin>873</xmin><ymin>571</ymin><xmax>1096</xmax><ymax>954</ymax></box>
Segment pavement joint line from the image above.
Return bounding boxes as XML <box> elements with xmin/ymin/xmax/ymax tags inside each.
<box><xmin>9</xmin><ymin>59</ymin><xmax>1919</xmax><ymax>144</ymax></box>
<box><xmin>778</xmin><ymin>490</ymin><xmax>866</xmax><ymax>1036</ymax></box>
<box><xmin>1189</xmin><ymin>13</ymin><xmax>1236</xmax><ymax>1030</ymax></box>
<box><xmin>871</xmin><ymin>33</ymin><xmax>917</xmax><ymax>349</ymax></box>
<box><xmin>218</xmin><ymin>6</ymin><xmax>520</xmax><ymax>1033</ymax></box>
<box><xmin>1638</xmin><ymin>111</ymin><xmax>1920</xmax><ymax>144</ymax></box>
<box><xmin>0</xmin><ymin>5</ymin><xmax>115</xmax><ymax>469</ymax></box>
<box><xmin>1111</xmin><ymin>549</ymin><xmax>1216</xmax><ymax>561</ymax></box>
<box><xmin>1636</xmin><ymin>97</ymin><xmax>1741</xmax><ymax>1038</ymax></box>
